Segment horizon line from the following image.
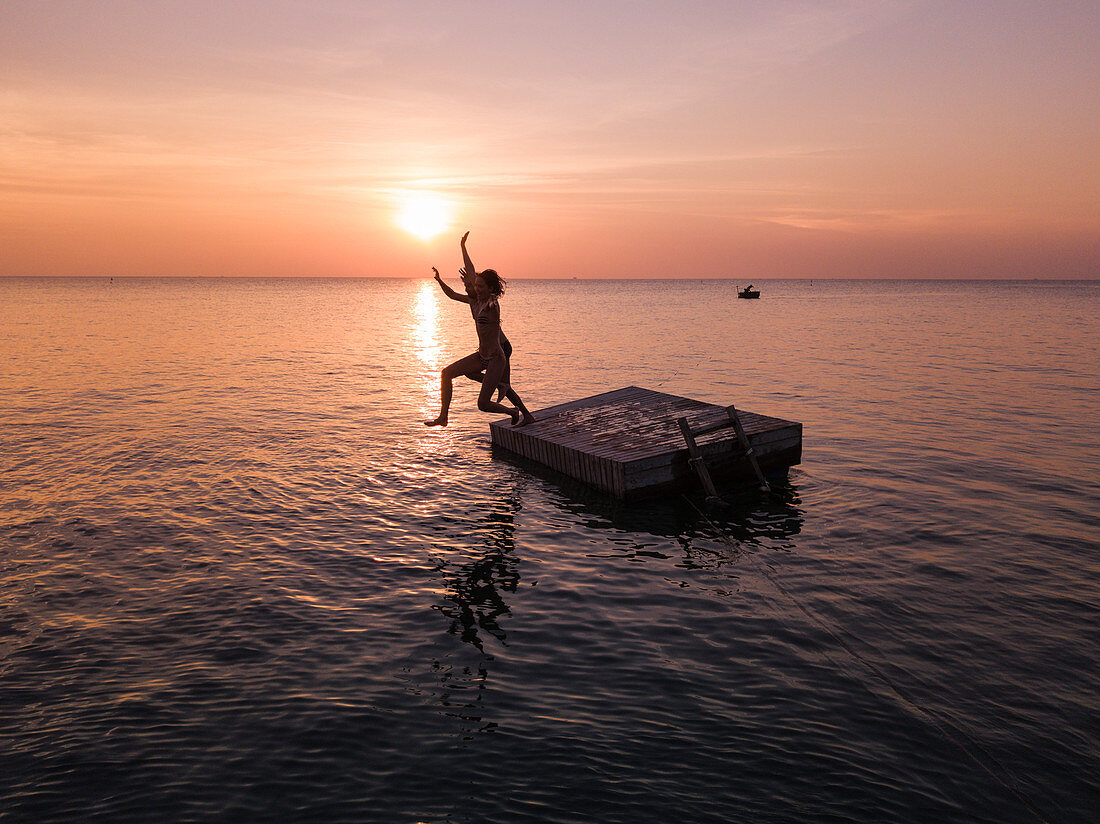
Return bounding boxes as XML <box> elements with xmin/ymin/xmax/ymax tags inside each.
<box><xmin>2</xmin><ymin>274</ymin><xmax>1097</xmax><ymax>282</ymax></box>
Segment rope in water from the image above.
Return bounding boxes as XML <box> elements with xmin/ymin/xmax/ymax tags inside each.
<box><xmin>652</xmin><ymin>356</ymin><xmax>722</xmax><ymax>388</ymax></box>
<box><xmin>681</xmin><ymin>493</ymin><xmax>1053</xmax><ymax>824</ymax></box>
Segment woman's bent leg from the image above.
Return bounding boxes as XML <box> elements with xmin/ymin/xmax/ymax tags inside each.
<box><xmin>425</xmin><ymin>352</ymin><xmax>483</xmax><ymax>426</ymax></box>
<box><xmin>477</xmin><ymin>355</ymin><xmax>519</xmax><ymax>423</ymax></box>
<box><xmin>499</xmin><ymin>357</ymin><xmax>534</xmax><ymax>424</ymax></box>
<box><xmin>504</xmin><ymin>384</ymin><xmax>536</xmax><ymax>425</ymax></box>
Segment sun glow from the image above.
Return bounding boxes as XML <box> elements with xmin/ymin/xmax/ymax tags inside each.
<box><xmin>395</xmin><ymin>192</ymin><xmax>451</xmax><ymax>240</ymax></box>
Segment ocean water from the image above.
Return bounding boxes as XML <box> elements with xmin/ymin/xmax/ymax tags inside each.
<box><xmin>1</xmin><ymin>276</ymin><xmax>1097</xmax><ymax>824</ymax></box>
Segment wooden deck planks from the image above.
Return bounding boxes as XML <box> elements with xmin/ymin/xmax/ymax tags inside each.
<box><xmin>489</xmin><ymin>386</ymin><xmax>802</xmax><ymax>499</ymax></box>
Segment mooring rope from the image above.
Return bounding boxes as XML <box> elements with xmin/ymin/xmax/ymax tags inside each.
<box><xmin>652</xmin><ymin>356</ymin><xmax>722</xmax><ymax>388</ymax></box>
<box><xmin>681</xmin><ymin>493</ymin><xmax>1053</xmax><ymax>824</ymax></box>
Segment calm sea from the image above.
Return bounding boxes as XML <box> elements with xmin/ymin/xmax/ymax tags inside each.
<box><xmin>2</xmin><ymin>277</ymin><xmax>1098</xmax><ymax>823</ymax></box>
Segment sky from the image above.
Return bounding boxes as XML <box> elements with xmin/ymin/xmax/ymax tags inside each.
<box><xmin>2</xmin><ymin>0</ymin><xmax>1097</xmax><ymax>277</ymax></box>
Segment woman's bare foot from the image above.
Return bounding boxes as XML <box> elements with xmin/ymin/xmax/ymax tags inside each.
<box><xmin>517</xmin><ymin>413</ymin><xmax>536</xmax><ymax>427</ymax></box>
<box><xmin>508</xmin><ymin>408</ymin><xmax>521</xmax><ymax>426</ymax></box>
<box><xmin>424</xmin><ymin>416</ymin><xmax>448</xmax><ymax>427</ymax></box>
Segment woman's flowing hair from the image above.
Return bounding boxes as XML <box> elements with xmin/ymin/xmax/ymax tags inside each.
<box><xmin>479</xmin><ymin>268</ymin><xmax>506</xmax><ymax>296</ymax></box>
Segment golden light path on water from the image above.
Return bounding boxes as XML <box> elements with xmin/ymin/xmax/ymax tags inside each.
<box><xmin>413</xmin><ymin>279</ymin><xmax>441</xmax><ymax>369</ymax></box>
<box><xmin>412</xmin><ymin>279</ymin><xmax>446</xmax><ymax>432</ymax></box>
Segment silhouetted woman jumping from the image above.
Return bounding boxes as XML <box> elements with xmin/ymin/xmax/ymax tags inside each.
<box><xmin>456</xmin><ymin>233</ymin><xmax>535</xmax><ymax>424</ymax></box>
<box><xmin>424</xmin><ymin>236</ymin><xmax>531</xmax><ymax>427</ymax></box>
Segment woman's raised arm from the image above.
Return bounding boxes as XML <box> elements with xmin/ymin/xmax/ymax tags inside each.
<box><xmin>459</xmin><ymin>231</ymin><xmax>477</xmax><ymax>291</ymax></box>
<box><xmin>432</xmin><ymin>267</ymin><xmax>471</xmax><ymax>303</ymax></box>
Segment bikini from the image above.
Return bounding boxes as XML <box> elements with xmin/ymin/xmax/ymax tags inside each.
<box><xmin>474</xmin><ymin>299</ymin><xmax>510</xmax><ymax>398</ymax></box>
<box><xmin>474</xmin><ymin>299</ymin><xmax>498</xmax><ymax>328</ymax></box>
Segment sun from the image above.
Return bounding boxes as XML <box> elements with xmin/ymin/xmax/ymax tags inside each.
<box><xmin>395</xmin><ymin>192</ymin><xmax>451</xmax><ymax>241</ymax></box>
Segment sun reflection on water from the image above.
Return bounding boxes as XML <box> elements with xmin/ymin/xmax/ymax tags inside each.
<box><xmin>414</xmin><ymin>280</ymin><xmax>441</xmax><ymax>367</ymax></box>
<box><xmin>413</xmin><ymin>279</ymin><xmax>446</xmax><ymax>425</ymax></box>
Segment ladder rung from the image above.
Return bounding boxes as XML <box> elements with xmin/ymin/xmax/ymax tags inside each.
<box><xmin>689</xmin><ymin>418</ymin><xmax>735</xmax><ymax>437</ymax></box>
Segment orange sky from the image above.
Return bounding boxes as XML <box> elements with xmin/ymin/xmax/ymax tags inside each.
<box><xmin>2</xmin><ymin>1</ymin><xmax>1097</xmax><ymax>277</ymax></box>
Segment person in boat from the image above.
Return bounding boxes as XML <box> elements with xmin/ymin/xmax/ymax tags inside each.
<box><xmin>743</xmin><ymin>284</ymin><xmax>754</xmax><ymax>293</ymax></box>
<box><xmin>455</xmin><ymin>233</ymin><xmax>535</xmax><ymax>425</ymax></box>
<box><xmin>424</xmin><ymin>235</ymin><xmax>534</xmax><ymax>427</ymax></box>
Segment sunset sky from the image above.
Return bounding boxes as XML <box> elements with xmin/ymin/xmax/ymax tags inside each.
<box><xmin>3</xmin><ymin>1</ymin><xmax>1097</xmax><ymax>277</ymax></box>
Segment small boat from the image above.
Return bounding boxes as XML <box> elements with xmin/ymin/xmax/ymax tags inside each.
<box><xmin>737</xmin><ymin>285</ymin><xmax>760</xmax><ymax>299</ymax></box>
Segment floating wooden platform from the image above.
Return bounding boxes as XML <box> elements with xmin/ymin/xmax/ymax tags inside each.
<box><xmin>489</xmin><ymin>386</ymin><xmax>802</xmax><ymax>499</ymax></box>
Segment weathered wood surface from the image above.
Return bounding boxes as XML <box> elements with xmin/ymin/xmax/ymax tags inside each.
<box><xmin>489</xmin><ymin>386</ymin><xmax>802</xmax><ymax>499</ymax></box>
